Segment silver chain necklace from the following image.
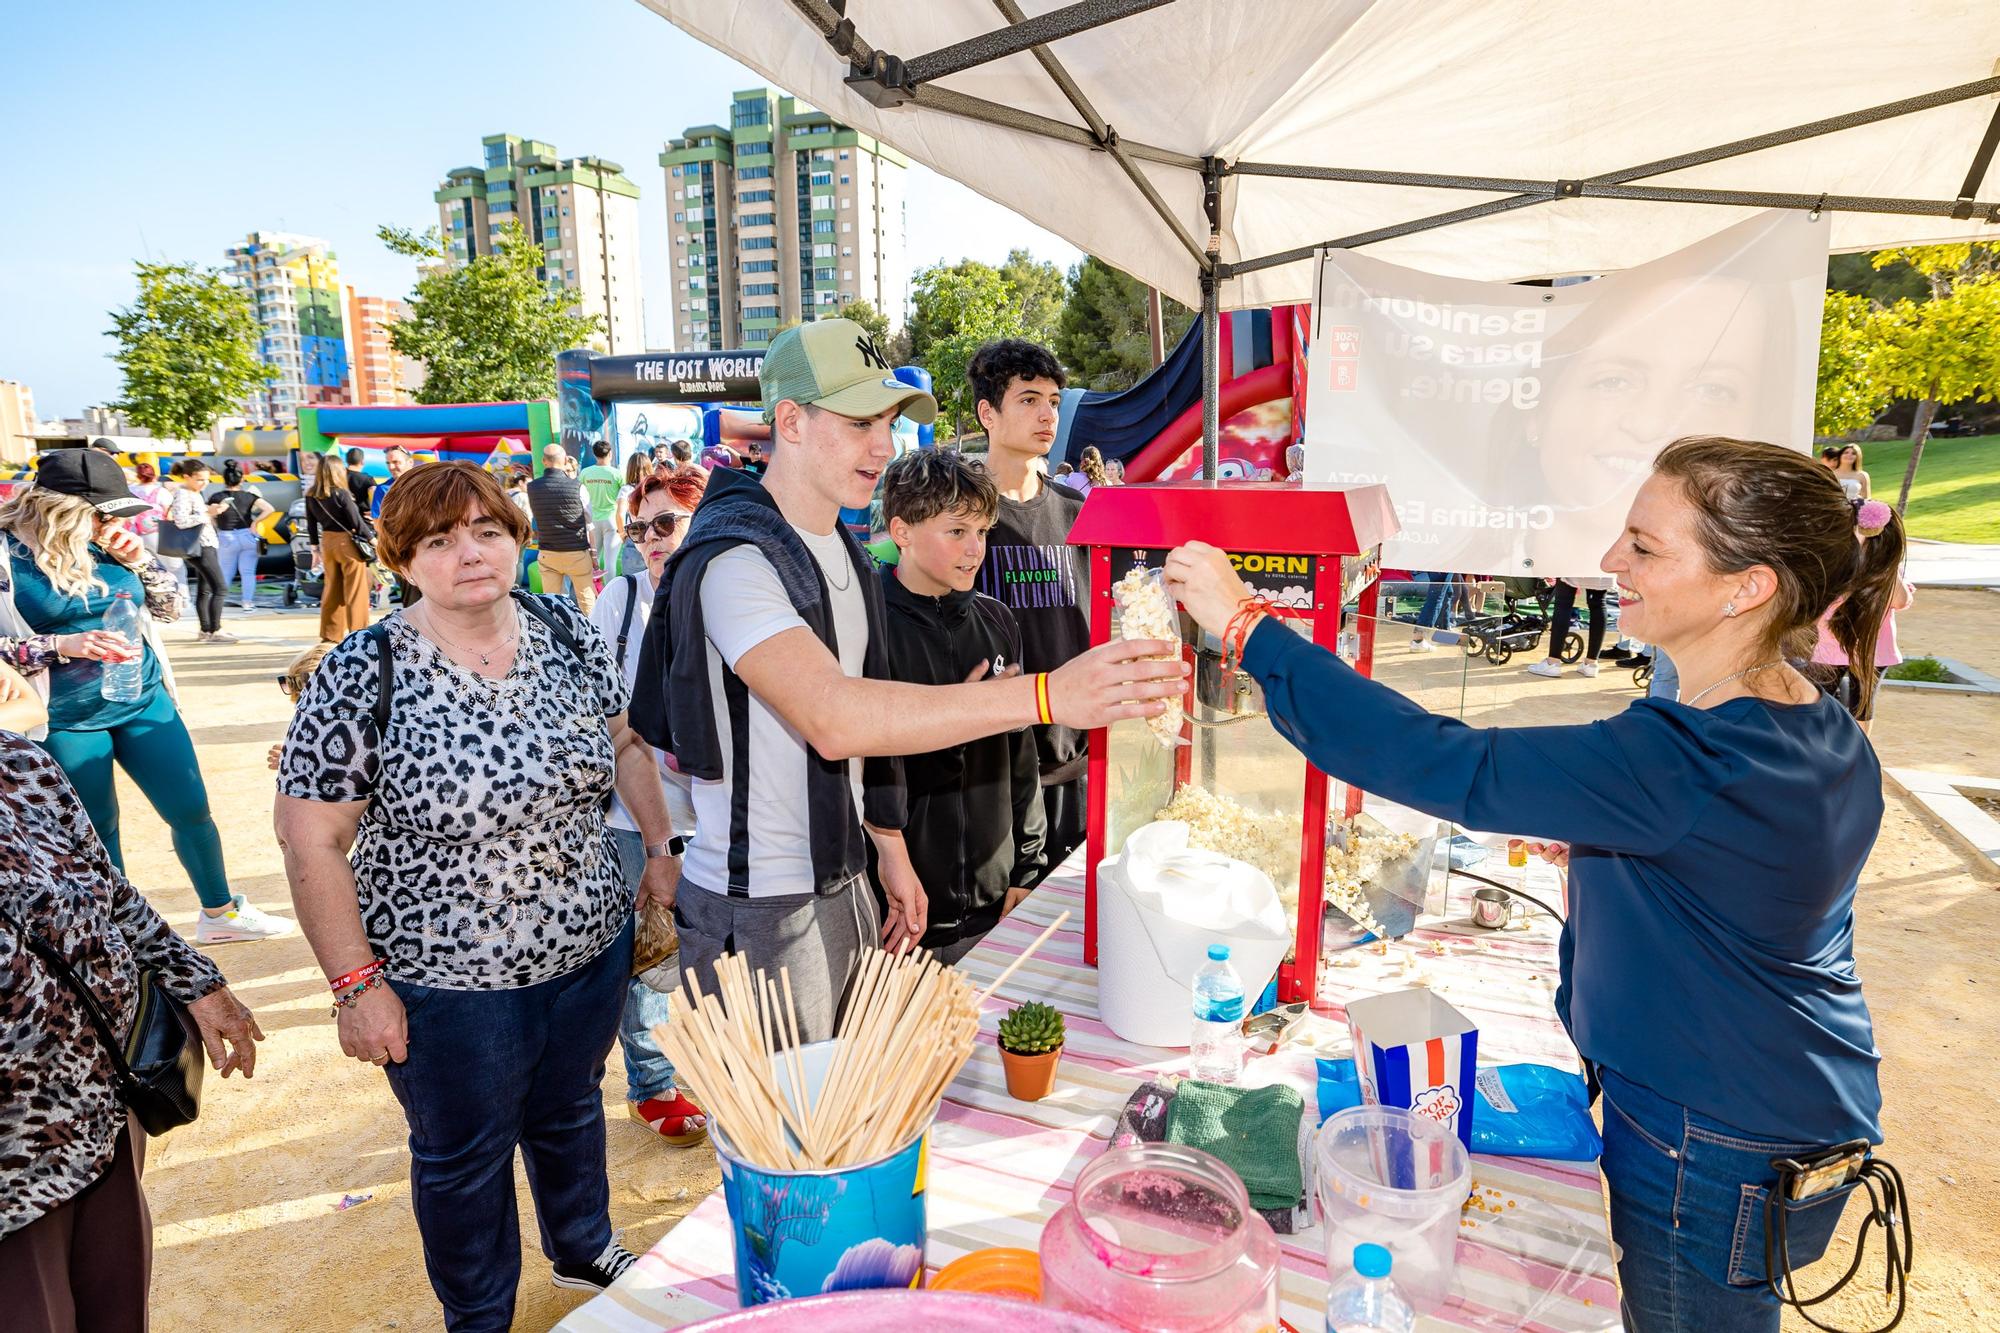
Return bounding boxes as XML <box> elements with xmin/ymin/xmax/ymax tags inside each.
<box><xmin>418</xmin><ymin>603</ymin><xmax>518</xmax><ymax>668</ymax></box>
<box><xmin>1679</xmin><ymin>660</ymin><xmax>1783</xmax><ymax>708</ymax></box>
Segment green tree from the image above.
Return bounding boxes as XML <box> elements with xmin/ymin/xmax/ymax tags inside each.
<box><xmin>379</xmin><ymin>220</ymin><xmax>603</xmax><ymax>404</ymax></box>
<box><xmin>1054</xmin><ymin>256</ymin><xmax>1195</xmax><ymax>392</ymax></box>
<box><xmin>998</xmin><ymin>248</ymin><xmax>1065</xmax><ymax>347</ymax></box>
<box><xmin>835</xmin><ymin>298</ymin><xmax>890</xmax><ymax>343</ymax></box>
<box><xmin>909</xmin><ymin>260</ymin><xmax>1026</xmax><ymax>437</ymax></box>
<box><xmin>1826</xmin><ymin>252</ymin><xmax>1927</xmax><ymax>306</ymax></box>
<box><xmin>1815</xmin><ymin>291</ymin><xmax>1889</xmax><ymax>438</ymax></box>
<box><xmin>107</xmin><ymin>261</ymin><xmax>264</xmax><ymax>440</ymax></box>
<box><xmin>1866</xmin><ymin>244</ymin><xmax>2000</xmax><ymax>511</ymax></box>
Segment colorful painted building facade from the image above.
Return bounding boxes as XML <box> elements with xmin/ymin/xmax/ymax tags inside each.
<box><xmin>224</xmin><ymin>231</ymin><xmax>352</xmax><ymax>422</ymax></box>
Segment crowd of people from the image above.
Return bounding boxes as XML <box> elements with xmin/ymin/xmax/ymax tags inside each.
<box><xmin>0</xmin><ymin>316</ymin><xmax>1916</xmax><ymax>1333</ymax></box>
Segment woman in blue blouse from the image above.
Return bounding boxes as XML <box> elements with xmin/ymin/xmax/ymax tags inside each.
<box><xmin>0</xmin><ymin>451</ymin><xmax>292</xmax><ymax>944</ymax></box>
<box><xmin>1166</xmin><ymin>437</ymin><xmax>1904</xmax><ymax>1332</ymax></box>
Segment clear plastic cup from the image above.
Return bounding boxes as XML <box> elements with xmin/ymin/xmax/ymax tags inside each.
<box><xmin>1313</xmin><ymin>1105</ymin><xmax>1469</xmax><ymax>1313</ymax></box>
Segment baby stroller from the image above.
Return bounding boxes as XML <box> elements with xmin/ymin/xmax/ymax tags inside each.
<box><xmin>286</xmin><ymin>499</ymin><xmax>322</xmax><ymax>607</ymax></box>
<box><xmin>1460</xmin><ymin>577</ymin><xmax>1585</xmax><ymax>666</ymax></box>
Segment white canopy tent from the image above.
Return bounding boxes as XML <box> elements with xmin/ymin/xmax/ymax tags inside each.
<box><xmin>637</xmin><ymin>0</ymin><xmax>2000</xmax><ymax>471</ymax></box>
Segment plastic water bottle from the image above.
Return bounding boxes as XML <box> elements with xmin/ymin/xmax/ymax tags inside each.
<box><xmin>99</xmin><ymin>592</ymin><xmax>145</xmax><ymax>703</ymax></box>
<box><xmin>1325</xmin><ymin>1244</ymin><xmax>1416</xmax><ymax>1333</ymax></box>
<box><xmin>1190</xmin><ymin>942</ymin><xmax>1245</xmax><ymax>1083</ymax></box>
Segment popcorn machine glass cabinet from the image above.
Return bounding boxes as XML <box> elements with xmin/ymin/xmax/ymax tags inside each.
<box><xmin>1100</xmin><ymin>548</ymin><xmax>1326</xmax><ymax>993</ymax></box>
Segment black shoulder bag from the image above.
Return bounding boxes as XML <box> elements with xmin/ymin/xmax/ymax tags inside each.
<box><xmin>0</xmin><ymin>904</ymin><xmax>203</xmax><ymax>1136</ymax></box>
<box><xmin>315</xmin><ymin>494</ymin><xmax>376</xmax><ymax>565</ymax></box>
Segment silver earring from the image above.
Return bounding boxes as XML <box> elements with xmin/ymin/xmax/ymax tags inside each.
<box><xmin>1723</xmin><ymin>602</ymin><xmax>1738</xmax><ymax>618</ymax></box>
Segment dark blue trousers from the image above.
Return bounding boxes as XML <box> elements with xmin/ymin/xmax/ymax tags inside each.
<box><xmin>382</xmin><ymin>920</ymin><xmax>632</xmax><ymax>1332</ymax></box>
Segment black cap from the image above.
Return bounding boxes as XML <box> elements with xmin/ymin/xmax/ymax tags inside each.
<box><xmin>89</xmin><ymin>437</ymin><xmax>119</xmax><ymax>454</ymax></box>
<box><xmin>35</xmin><ymin>448</ymin><xmax>150</xmax><ymax>519</ymax></box>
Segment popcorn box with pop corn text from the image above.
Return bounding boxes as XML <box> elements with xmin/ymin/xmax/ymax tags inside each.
<box><xmin>1344</xmin><ymin>988</ymin><xmax>1479</xmax><ymax>1154</ymax></box>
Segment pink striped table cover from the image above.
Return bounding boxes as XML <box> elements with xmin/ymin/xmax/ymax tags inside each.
<box><xmin>558</xmin><ymin>863</ymin><xmax>1620</xmax><ymax>1333</ymax></box>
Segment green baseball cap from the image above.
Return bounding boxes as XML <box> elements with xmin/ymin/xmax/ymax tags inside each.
<box><xmin>759</xmin><ymin>318</ymin><xmax>937</xmax><ymax>425</ymax></box>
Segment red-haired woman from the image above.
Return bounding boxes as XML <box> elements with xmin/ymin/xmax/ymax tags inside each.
<box><xmin>589</xmin><ymin>465</ymin><xmax>710</xmax><ymax>1144</ymax></box>
<box><xmin>274</xmin><ymin>461</ymin><xmax>680</xmax><ymax>1329</ymax></box>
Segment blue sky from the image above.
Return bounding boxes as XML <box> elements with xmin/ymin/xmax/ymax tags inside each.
<box><xmin>0</xmin><ymin>0</ymin><xmax>1080</xmax><ymax>418</ymax></box>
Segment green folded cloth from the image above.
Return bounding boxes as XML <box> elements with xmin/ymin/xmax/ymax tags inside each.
<box><xmin>1163</xmin><ymin>1079</ymin><xmax>1306</xmax><ymax>1212</ymax></box>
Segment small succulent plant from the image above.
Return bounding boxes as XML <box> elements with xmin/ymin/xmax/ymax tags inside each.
<box><xmin>998</xmin><ymin>1001</ymin><xmax>1065</xmax><ymax>1056</ymax></box>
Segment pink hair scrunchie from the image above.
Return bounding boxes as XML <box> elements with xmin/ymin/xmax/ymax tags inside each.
<box><xmin>1855</xmin><ymin>498</ymin><xmax>1893</xmax><ymax>537</ymax></box>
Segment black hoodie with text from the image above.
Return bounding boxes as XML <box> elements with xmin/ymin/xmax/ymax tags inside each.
<box><xmin>878</xmin><ymin>565</ymin><xmax>1049</xmax><ymax>947</ymax></box>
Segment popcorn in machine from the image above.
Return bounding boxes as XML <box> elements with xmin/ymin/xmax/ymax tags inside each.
<box><xmin>1068</xmin><ymin>481</ymin><xmax>1400</xmax><ymax>1005</ymax></box>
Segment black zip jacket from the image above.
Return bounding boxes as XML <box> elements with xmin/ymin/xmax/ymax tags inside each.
<box><xmin>878</xmin><ymin>566</ymin><xmax>1048</xmax><ymax>947</ymax></box>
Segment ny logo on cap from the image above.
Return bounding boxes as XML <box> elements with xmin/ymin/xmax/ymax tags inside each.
<box><xmin>854</xmin><ymin>333</ymin><xmax>891</xmax><ymax>370</ymax></box>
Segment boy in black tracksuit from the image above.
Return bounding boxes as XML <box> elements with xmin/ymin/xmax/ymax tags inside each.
<box><xmin>877</xmin><ymin>450</ymin><xmax>1048</xmax><ymax>962</ymax></box>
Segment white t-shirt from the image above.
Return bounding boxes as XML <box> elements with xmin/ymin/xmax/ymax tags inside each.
<box><xmin>588</xmin><ymin>568</ymin><xmax>695</xmax><ymax>836</ymax></box>
<box><xmin>685</xmin><ymin>526</ymin><xmax>868</xmax><ymax>899</ymax></box>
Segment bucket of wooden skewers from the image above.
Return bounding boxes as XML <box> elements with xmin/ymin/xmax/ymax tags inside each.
<box><xmin>653</xmin><ymin>945</ymin><xmax>986</xmax><ymax>1307</ymax></box>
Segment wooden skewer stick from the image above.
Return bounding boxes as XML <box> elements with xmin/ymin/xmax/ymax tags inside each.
<box><xmin>975</xmin><ymin>909</ymin><xmax>1072</xmax><ymax>1006</ymax></box>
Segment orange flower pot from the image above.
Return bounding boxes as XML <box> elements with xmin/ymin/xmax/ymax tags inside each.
<box><xmin>1000</xmin><ymin>1045</ymin><xmax>1063</xmax><ymax>1102</ymax></box>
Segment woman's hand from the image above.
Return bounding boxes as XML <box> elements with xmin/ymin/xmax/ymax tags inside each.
<box><xmin>188</xmin><ymin>986</ymin><xmax>266</xmax><ymax>1078</ymax></box>
<box><xmin>56</xmin><ymin>630</ymin><xmax>142</xmax><ymax>663</ymax></box>
<box><xmin>638</xmin><ymin>852</ymin><xmax>679</xmax><ymax>913</ymax></box>
<box><xmin>97</xmin><ymin>526</ymin><xmax>148</xmax><ymax>568</ymax></box>
<box><xmin>1162</xmin><ymin>542</ymin><xmax>1253</xmax><ymax>638</ymax></box>
<box><xmin>337</xmin><ymin>983</ymin><xmax>409</xmax><ymax>1066</ymax></box>
<box><xmin>1525</xmin><ymin>840</ymin><xmax>1569</xmax><ymax>870</ymax></box>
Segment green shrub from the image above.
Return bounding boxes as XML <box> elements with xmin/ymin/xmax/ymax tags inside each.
<box><xmin>1885</xmin><ymin>657</ymin><xmax>1953</xmax><ymax>683</ymax></box>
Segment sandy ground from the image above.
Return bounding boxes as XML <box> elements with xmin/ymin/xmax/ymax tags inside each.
<box><xmin>118</xmin><ymin>592</ymin><xmax>1999</xmax><ymax>1332</ymax></box>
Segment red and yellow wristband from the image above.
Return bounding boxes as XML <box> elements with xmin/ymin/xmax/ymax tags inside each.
<box><xmin>328</xmin><ymin>959</ymin><xmax>385</xmax><ymax>994</ymax></box>
<box><xmin>1033</xmin><ymin>672</ymin><xmax>1054</xmax><ymax>727</ymax></box>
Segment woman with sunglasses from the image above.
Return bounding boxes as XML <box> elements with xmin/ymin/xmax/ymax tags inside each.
<box><xmin>587</xmin><ymin>465</ymin><xmax>710</xmax><ymax>1144</ymax></box>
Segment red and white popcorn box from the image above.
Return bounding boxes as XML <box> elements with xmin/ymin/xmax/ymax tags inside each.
<box><xmin>1345</xmin><ymin>989</ymin><xmax>1480</xmax><ymax>1155</ymax></box>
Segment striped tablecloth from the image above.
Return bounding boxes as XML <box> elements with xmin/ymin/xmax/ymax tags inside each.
<box><xmin>558</xmin><ymin>860</ymin><xmax>1621</xmax><ymax>1333</ymax></box>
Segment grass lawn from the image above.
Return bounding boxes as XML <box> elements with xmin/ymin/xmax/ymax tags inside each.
<box><xmin>1855</xmin><ymin>433</ymin><xmax>2000</xmax><ymax>544</ymax></box>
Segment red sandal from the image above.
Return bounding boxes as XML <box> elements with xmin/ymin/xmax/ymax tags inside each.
<box><xmin>629</xmin><ymin>1090</ymin><xmax>709</xmax><ymax>1146</ymax></box>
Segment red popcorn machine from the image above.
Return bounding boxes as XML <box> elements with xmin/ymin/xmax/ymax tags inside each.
<box><xmin>1067</xmin><ymin>481</ymin><xmax>1399</xmax><ymax>1005</ymax></box>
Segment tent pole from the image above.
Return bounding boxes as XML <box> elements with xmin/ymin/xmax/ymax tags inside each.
<box><xmin>1200</xmin><ymin>268</ymin><xmax>1219</xmax><ymax>480</ymax></box>
<box><xmin>1201</xmin><ymin>158</ymin><xmax>1223</xmax><ymax>481</ymax></box>
<box><xmin>902</xmin><ymin>0</ymin><xmax>1175</xmax><ymax>86</ymax></box>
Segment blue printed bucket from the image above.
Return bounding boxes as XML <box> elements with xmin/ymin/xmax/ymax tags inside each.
<box><xmin>715</xmin><ymin>1039</ymin><xmax>930</xmax><ymax>1306</ymax></box>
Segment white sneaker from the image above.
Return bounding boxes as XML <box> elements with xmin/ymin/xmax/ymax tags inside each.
<box><xmin>1524</xmin><ymin>660</ymin><xmax>1564</xmax><ymax>679</ymax></box>
<box><xmin>203</xmin><ymin>630</ymin><xmax>240</xmax><ymax>645</ymax></box>
<box><xmin>195</xmin><ymin>895</ymin><xmax>296</xmax><ymax>944</ymax></box>
<box><xmin>1577</xmin><ymin>661</ymin><xmax>1601</xmax><ymax>678</ymax></box>
<box><xmin>1409</xmin><ymin>636</ymin><xmax>1436</xmax><ymax>652</ymax></box>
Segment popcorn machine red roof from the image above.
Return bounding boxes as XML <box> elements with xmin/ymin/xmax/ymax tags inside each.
<box><xmin>1068</xmin><ymin>480</ymin><xmax>1399</xmax><ymax>1006</ymax></box>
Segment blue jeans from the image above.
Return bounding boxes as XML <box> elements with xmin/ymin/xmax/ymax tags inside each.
<box><xmin>610</xmin><ymin>827</ymin><xmax>679</xmax><ymax>1103</ymax></box>
<box><xmin>216</xmin><ymin>527</ymin><xmax>259</xmax><ymax>607</ymax></box>
<box><xmin>382</xmin><ymin>920</ymin><xmax>632</xmax><ymax>1332</ymax></box>
<box><xmin>1650</xmin><ymin>650</ymin><xmax>1680</xmax><ymax>702</ymax></box>
<box><xmin>1415</xmin><ymin>571</ymin><xmax>1456</xmax><ymax>631</ymax></box>
<box><xmin>1599</xmin><ymin>1066</ymin><xmax>1860</xmax><ymax>1333</ymax></box>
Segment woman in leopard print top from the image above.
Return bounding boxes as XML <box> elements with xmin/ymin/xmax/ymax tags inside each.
<box><xmin>0</xmin><ymin>728</ymin><xmax>263</xmax><ymax>1326</ymax></box>
<box><xmin>274</xmin><ymin>462</ymin><xmax>679</xmax><ymax>1331</ymax></box>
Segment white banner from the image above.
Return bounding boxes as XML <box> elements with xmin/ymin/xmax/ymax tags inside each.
<box><xmin>1305</xmin><ymin>210</ymin><xmax>1826</xmax><ymax>578</ymax></box>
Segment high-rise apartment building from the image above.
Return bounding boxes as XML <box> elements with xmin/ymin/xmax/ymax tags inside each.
<box><xmin>1</xmin><ymin>380</ymin><xmax>39</xmax><ymax>464</ymax></box>
<box><xmin>224</xmin><ymin>232</ymin><xmax>352</xmax><ymax>423</ymax></box>
<box><xmin>661</xmin><ymin>88</ymin><xmax>910</xmax><ymax>351</ymax></box>
<box><xmin>434</xmin><ymin>134</ymin><xmax>643</xmax><ymax>353</ymax></box>
<box><xmin>343</xmin><ymin>289</ymin><xmax>422</xmax><ymax>406</ymax></box>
